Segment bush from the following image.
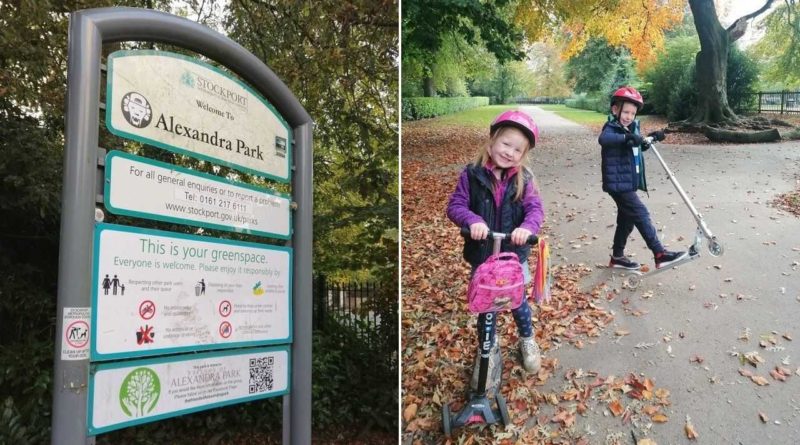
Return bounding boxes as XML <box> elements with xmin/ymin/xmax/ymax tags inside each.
<box><xmin>564</xmin><ymin>93</ymin><xmax>607</xmax><ymax>113</ymax></box>
<box><xmin>668</xmin><ymin>64</ymin><xmax>697</xmax><ymax>121</ymax></box>
<box><xmin>645</xmin><ymin>36</ymin><xmax>759</xmax><ymax>119</ymax></box>
<box><xmin>644</xmin><ymin>36</ymin><xmax>700</xmax><ymax>116</ymax></box>
<box><xmin>727</xmin><ymin>46</ymin><xmax>759</xmax><ymax>113</ymax></box>
<box><xmin>402</xmin><ymin>97</ymin><xmax>490</xmax><ymax>120</ymax></box>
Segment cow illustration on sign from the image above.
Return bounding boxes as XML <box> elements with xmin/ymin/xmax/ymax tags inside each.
<box><xmin>121</xmin><ymin>92</ymin><xmax>152</xmax><ymax>128</ymax></box>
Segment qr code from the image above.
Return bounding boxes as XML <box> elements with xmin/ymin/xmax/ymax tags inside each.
<box><xmin>249</xmin><ymin>356</ymin><xmax>274</xmax><ymax>394</ymax></box>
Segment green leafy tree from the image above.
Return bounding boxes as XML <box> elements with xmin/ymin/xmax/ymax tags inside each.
<box><xmin>565</xmin><ymin>38</ymin><xmax>633</xmax><ymax>94</ymax></box>
<box><xmin>749</xmin><ymin>1</ymin><xmax>800</xmax><ymax>88</ymax></box>
<box><xmin>402</xmin><ymin>0</ymin><xmax>523</xmax><ymax>96</ymax></box>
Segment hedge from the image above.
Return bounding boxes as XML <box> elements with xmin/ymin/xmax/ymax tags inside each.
<box><xmin>565</xmin><ymin>91</ymin><xmax>655</xmax><ymax>115</ymax></box>
<box><xmin>402</xmin><ymin>96</ymin><xmax>490</xmax><ymax>120</ymax></box>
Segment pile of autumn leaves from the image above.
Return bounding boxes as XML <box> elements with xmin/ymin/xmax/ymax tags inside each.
<box><xmin>401</xmin><ymin>124</ymin><xmax>681</xmax><ymax>444</ymax></box>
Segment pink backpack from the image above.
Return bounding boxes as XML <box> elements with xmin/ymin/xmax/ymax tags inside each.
<box><xmin>467</xmin><ymin>253</ymin><xmax>525</xmax><ymax>313</ymax></box>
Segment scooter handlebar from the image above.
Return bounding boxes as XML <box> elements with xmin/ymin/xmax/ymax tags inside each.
<box><xmin>460</xmin><ymin>227</ymin><xmax>538</xmax><ymax>245</ymax></box>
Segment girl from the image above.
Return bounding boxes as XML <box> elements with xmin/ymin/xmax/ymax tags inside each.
<box><xmin>446</xmin><ymin>110</ymin><xmax>545</xmax><ymax>390</ymax></box>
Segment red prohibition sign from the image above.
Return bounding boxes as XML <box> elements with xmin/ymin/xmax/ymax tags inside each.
<box><xmin>219</xmin><ymin>321</ymin><xmax>232</xmax><ymax>338</ymax></box>
<box><xmin>65</xmin><ymin>320</ymin><xmax>90</xmax><ymax>348</ymax></box>
<box><xmin>139</xmin><ymin>300</ymin><xmax>156</xmax><ymax>320</ymax></box>
<box><xmin>218</xmin><ymin>300</ymin><xmax>232</xmax><ymax>317</ymax></box>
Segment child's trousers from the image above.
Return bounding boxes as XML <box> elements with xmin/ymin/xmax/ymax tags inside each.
<box><xmin>608</xmin><ymin>191</ymin><xmax>663</xmax><ymax>255</ymax></box>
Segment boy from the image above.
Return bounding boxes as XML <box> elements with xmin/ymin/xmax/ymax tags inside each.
<box><xmin>599</xmin><ymin>86</ymin><xmax>687</xmax><ymax>270</ymax></box>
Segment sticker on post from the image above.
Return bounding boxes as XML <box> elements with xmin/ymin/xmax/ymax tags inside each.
<box><xmin>62</xmin><ymin>307</ymin><xmax>91</xmax><ymax>360</ymax></box>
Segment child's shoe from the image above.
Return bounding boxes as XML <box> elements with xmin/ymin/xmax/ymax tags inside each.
<box><xmin>470</xmin><ymin>340</ymin><xmax>501</xmax><ymax>392</ymax></box>
<box><xmin>654</xmin><ymin>250</ymin><xmax>688</xmax><ymax>269</ymax></box>
<box><xmin>609</xmin><ymin>255</ymin><xmax>641</xmax><ymax>270</ymax></box>
<box><xmin>519</xmin><ymin>335</ymin><xmax>541</xmax><ymax>373</ymax></box>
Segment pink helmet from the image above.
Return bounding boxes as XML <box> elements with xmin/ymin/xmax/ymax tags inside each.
<box><xmin>490</xmin><ymin>110</ymin><xmax>539</xmax><ymax>147</ymax></box>
<box><xmin>611</xmin><ymin>86</ymin><xmax>644</xmax><ymax>109</ymax></box>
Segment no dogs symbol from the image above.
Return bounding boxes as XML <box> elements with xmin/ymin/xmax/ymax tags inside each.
<box><xmin>218</xmin><ymin>300</ymin><xmax>232</xmax><ymax>317</ymax></box>
<box><xmin>66</xmin><ymin>321</ymin><xmax>90</xmax><ymax>348</ymax></box>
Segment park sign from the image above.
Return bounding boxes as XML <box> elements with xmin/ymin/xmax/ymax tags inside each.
<box><xmin>91</xmin><ymin>223</ymin><xmax>292</xmax><ymax>361</ymax></box>
<box><xmin>106</xmin><ymin>50</ymin><xmax>292</xmax><ymax>182</ymax></box>
<box><xmin>88</xmin><ymin>345</ymin><xmax>290</xmax><ymax>434</ymax></box>
<box><xmin>105</xmin><ymin>150</ymin><xmax>291</xmax><ymax>238</ymax></box>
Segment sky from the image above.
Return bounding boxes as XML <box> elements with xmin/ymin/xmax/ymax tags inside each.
<box><xmin>718</xmin><ymin>0</ymin><xmax>780</xmax><ymax>46</ymax></box>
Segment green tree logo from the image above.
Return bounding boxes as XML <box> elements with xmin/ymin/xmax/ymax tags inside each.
<box><xmin>119</xmin><ymin>367</ymin><xmax>161</xmax><ymax>417</ymax></box>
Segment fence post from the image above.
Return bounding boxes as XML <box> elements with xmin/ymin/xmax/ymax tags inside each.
<box><xmin>781</xmin><ymin>90</ymin><xmax>786</xmax><ymax>114</ymax></box>
<box><xmin>758</xmin><ymin>92</ymin><xmax>762</xmax><ymax>113</ymax></box>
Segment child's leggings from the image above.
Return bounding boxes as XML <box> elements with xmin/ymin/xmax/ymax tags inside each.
<box><xmin>476</xmin><ymin>300</ymin><xmax>533</xmax><ymax>349</ymax></box>
<box><xmin>608</xmin><ymin>191</ymin><xmax>664</xmax><ymax>255</ymax></box>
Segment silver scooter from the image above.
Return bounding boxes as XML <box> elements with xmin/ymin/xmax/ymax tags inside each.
<box><xmin>624</xmin><ymin>135</ymin><xmax>724</xmax><ymax>289</ymax></box>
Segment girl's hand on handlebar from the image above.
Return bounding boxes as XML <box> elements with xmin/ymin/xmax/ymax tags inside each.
<box><xmin>469</xmin><ymin>222</ymin><xmax>490</xmax><ymax>240</ymax></box>
<box><xmin>510</xmin><ymin>227</ymin><xmax>532</xmax><ymax>246</ymax></box>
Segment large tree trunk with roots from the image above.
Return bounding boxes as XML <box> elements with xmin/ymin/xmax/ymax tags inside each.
<box><xmin>688</xmin><ymin>0</ymin><xmax>735</xmax><ymax>124</ymax></box>
<box><xmin>674</xmin><ymin>0</ymin><xmax>780</xmax><ymax>142</ymax></box>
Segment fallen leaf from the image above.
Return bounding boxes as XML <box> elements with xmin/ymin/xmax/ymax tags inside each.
<box><xmin>643</xmin><ymin>405</ymin><xmax>660</xmax><ymax>415</ymax></box>
<box><xmin>609</xmin><ymin>399</ymin><xmax>624</xmax><ymax>417</ymax></box>
<box><xmin>403</xmin><ymin>403</ymin><xmax>418</xmax><ymax>422</ymax></box>
<box><xmin>690</xmin><ymin>355</ymin><xmax>704</xmax><ymax>364</ymax></box>
<box><xmin>685</xmin><ymin>417</ymin><xmax>699</xmax><ymax>439</ymax></box>
<box><xmin>751</xmin><ymin>375</ymin><xmax>770</xmax><ymax>386</ymax></box>
<box><xmin>638</xmin><ymin>439</ymin><xmax>657</xmax><ymax>445</ymax></box>
<box><xmin>770</xmin><ymin>369</ymin><xmax>787</xmax><ymax>382</ymax></box>
<box><xmin>739</xmin><ymin>368</ymin><xmax>754</xmax><ymax>377</ymax></box>
<box><xmin>615</xmin><ymin>329</ymin><xmax>630</xmax><ymax>336</ymax></box>
<box><xmin>783</xmin><ymin>333</ymin><xmax>792</xmax><ymax>341</ymax></box>
<box><xmin>652</xmin><ymin>413</ymin><xmax>669</xmax><ymax>423</ymax></box>
<box><xmin>759</xmin><ymin>412</ymin><xmax>768</xmax><ymax>423</ymax></box>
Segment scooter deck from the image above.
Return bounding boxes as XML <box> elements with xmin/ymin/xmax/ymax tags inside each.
<box><xmin>631</xmin><ymin>250</ymin><xmax>700</xmax><ymax>279</ymax></box>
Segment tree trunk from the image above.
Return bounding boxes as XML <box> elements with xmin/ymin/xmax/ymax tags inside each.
<box><xmin>422</xmin><ymin>76</ymin><xmax>435</xmax><ymax>97</ymax></box>
<box><xmin>688</xmin><ymin>0</ymin><xmax>737</xmax><ymax>124</ymax></box>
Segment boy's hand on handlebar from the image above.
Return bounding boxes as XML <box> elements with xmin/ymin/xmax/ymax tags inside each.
<box><xmin>647</xmin><ymin>130</ymin><xmax>666</xmax><ymax>141</ymax></box>
<box><xmin>469</xmin><ymin>222</ymin><xmax>490</xmax><ymax>240</ymax></box>
<box><xmin>510</xmin><ymin>227</ymin><xmax>532</xmax><ymax>246</ymax></box>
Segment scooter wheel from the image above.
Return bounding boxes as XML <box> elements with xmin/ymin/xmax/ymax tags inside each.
<box><xmin>496</xmin><ymin>393</ymin><xmax>510</xmax><ymax>426</ymax></box>
<box><xmin>708</xmin><ymin>239</ymin><xmax>724</xmax><ymax>257</ymax></box>
<box><xmin>625</xmin><ymin>275</ymin><xmax>641</xmax><ymax>290</ymax></box>
<box><xmin>442</xmin><ymin>404</ymin><xmax>452</xmax><ymax>437</ymax></box>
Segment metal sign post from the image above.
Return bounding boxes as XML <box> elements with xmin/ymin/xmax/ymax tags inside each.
<box><xmin>53</xmin><ymin>8</ymin><xmax>312</xmax><ymax>444</ymax></box>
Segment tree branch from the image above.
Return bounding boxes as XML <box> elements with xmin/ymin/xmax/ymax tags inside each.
<box><xmin>726</xmin><ymin>0</ymin><xmax>776</xmax><ymax>41</ymax></box>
